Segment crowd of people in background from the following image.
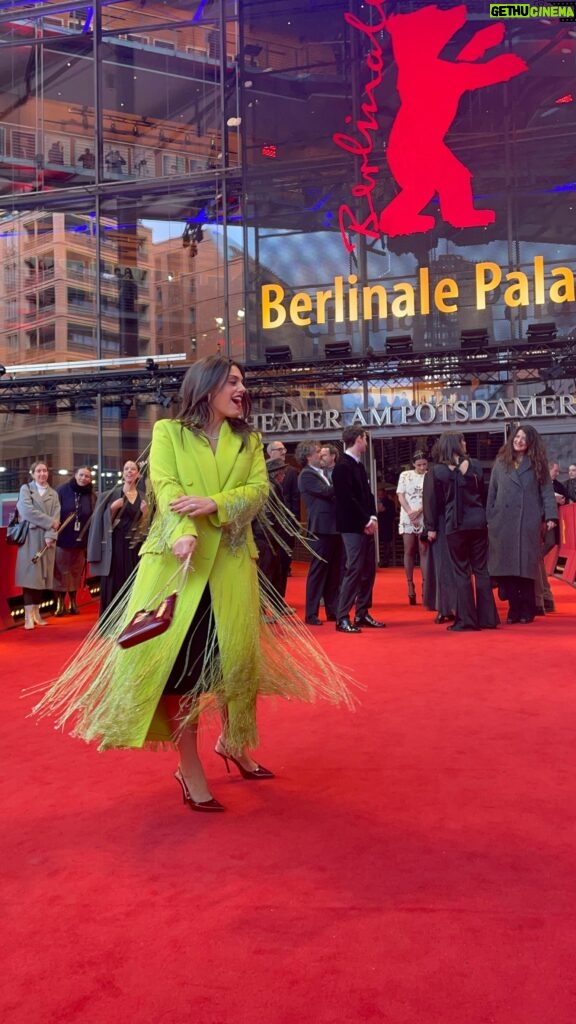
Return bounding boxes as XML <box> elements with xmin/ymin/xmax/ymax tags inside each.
<box><xmin>11</xmin><ymin>418</ymin><xmax>573</xmax><ymax>639</ymax></box>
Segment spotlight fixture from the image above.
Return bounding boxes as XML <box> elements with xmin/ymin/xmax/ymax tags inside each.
<box><xmin>526</xmin><ymin>321</ymin><xmax>557</xmax><ymax>341</ymax></box>
<box><xmin>324</xmin><ymin>341</ymin><xmax>352</xmax><ymax>360</ymax></box>
<box><xmin>264</xmin><ymin>345</ymin><xmax>292</xmax><ymax>364</ymax></box>
<box><xmin>460</xmin><ymin>328</ymin><xmax>490</xmax><ymax>350</ymax></box>
<box><xmin>385</xmin><ymin>335</ymin><xmax>413</xmax><ymax>354</ymax></box>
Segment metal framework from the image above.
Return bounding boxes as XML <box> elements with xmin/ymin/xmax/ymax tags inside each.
<box><xmin>0</xmin><ymin>335</ymin><xmax>574</xmax><ymax>412</ymax></box>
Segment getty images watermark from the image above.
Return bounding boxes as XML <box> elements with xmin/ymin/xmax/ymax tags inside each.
<box><xmin>490</xmin><ymin>4</ymin><xmax>575</xmax><ymax>17</ymax></box>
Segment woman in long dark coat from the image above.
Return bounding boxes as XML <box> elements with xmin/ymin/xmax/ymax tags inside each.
<box><xmin>15</xmin><ymin>462</ymin><xmax>60</xmax><ymax>630</ymax></box>
<box><xmin>487</xmin><ymin>424</ymin><xmax>557</xmax><ymax>624</ymax></box>
<box><xmin>423</xmin><ymin>433</ymin><xmax>498</xmax><ymax>632</ymax></box>
<box><xmin>54</xmin><ymin>466</ymin><xmax>96</xmax><ymax>615</ymax></box>
<box><xmin>87</xmin><ymin>460</ymin><xmax>147</xmax><ymax>615</ymax></box>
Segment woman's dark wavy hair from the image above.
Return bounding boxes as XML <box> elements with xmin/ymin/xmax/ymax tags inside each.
<box><xmin>433</xmin><ymin>433</ymin><xmax>465</xmax><ymax>466</ymax></box>
<box><xmin>177</xmin><ymin>356</ymin><xmax>253</xmax><ymax>448</ymax></box>
<box><xmin>497</xmin><ymin>423</ymin><xmax>549</xmax><ymax>483</ymax></box>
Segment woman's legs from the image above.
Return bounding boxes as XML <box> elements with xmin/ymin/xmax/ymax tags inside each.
<box><xmin>403</xmin><ymin>533</ymin><xmax>418</xmax><ymax>602</ymax></box>
<box><xmin>163</xmin><ymin>695</ymin><xmax>214</xmax><ymax>804</ymax></box>
<box><xmin>517</xmin><ymin>577</ymin><xmax>536</xmax><ymax>622</ymax></box>
<box><xmin>22</xmin><ymin>587</ymin><xmax>46</xmax><ymax>629</ymax></box>
<box><xmin>217</xmin><ymin>706</ymin><xmax>260</xmax><ymax>772</ymax></box>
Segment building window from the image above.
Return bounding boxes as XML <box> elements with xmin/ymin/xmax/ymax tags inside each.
<box><xmin>4</xmin><ymin>263</ymin><xmax>17</xmax><ymax>290</ymax></box>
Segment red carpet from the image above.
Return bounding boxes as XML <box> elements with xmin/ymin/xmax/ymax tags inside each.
<box><xmin>1</xmin><ymin>568</ymin><xmax>575</xmax><ymax>1024</ymax></box>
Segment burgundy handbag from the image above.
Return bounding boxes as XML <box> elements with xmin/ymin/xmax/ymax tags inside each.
<box><xmin>117</xmin><ymin>555</ymin><xmax>191</xmax><ymax>650</ymax></box>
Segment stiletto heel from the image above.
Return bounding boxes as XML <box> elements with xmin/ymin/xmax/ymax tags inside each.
<box><xmin>408</xmin><ymin>583</ymin><xmax>416</xmax><ymax>606</ymax></box>
<box><xmin>173</xmin><ymin>769</ymin><xmax>225</xmax><ymax>812</ymax></box>
<box><xmin>214</xmin><ymin>742</ymin><xmax>274</xmax><ymax>780</ymax></box>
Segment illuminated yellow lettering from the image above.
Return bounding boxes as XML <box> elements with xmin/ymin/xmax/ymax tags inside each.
<box><xmin>316</xmin><ymin>289</ymin><xmax>332</xmax><ymax>325</ymax></box>
<box><xmin>363</xmin><ymin>284</ymin><xmax>388</xmax><ymax>321</ymax></box>
<box><xmin>435</xmin><ymin>278</ymin><xmax>458</xmax><ymax>313</ymax></box>
<box><xmin>333</xmin><ymin>276</ymin><xmax>344</xmax><ymax>322</ymax></box>
<box><xmin>476</xmin><ymin>261</ymin><xmax>501</xmax><ymax>310</ymax></box>
<box><xmin>290</xmin><ymin>291</ymin><xmax>313</xmax><ymax>326</ymax></box>
<box><xmin>391</xmin><ymin>283</ymin><xmax>415</xmax><ymax>318</ymax></box>
<box><xmin>550</xmin><ymin>267</ymin><xmax>575</xmax><ymax>304</ymax></box>
<box><xmin>262</xmin><ymin>284</ymin><xmax>286</xmax><ymax>329</ymax></box>
<box><xmin>504</xmin><ymin>271</ymin><xmax>529</xmax><ymax>307</ymax></box>
<box><xmin>419</xmin><ymin>267</ymin><xmax>430</xmax><ymax>315</ymax></box>
<box><xmin>534</xmin><ymin>255</ymin><xmax>545</xmax><ymax>305</ymax></box>
<box><xmin>347</xmin><ymin>275</ymin><xmax>358</xmax><ymax>322</ymax></box>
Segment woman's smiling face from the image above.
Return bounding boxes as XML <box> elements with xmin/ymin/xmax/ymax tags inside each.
<box><xmin>209</xmin><ymin>365</ymin><xmax>246</xmax><ymax>422</ymax></box>
<box><xmin>32</xmin><ymin>463</ymin><xmax>49</xmax><ymax>485</ymax></box>
<box><xmin>513</xmin><ymin>430</ymin><xmax>528</xmax><ymax>455</ymax></box>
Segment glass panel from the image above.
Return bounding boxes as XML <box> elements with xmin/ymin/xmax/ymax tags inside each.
<box><xmin>0</xmin><ymin>1</ymin><xmax>573</xmax><ymax>504</ymax></box>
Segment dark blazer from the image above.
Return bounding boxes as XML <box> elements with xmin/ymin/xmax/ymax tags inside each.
<box><xmin>332</xmin><ymin>453</ymin><xmax>376</xmax><ymax>533</ymax></box>
<box><xmin>298</xmin><ymin>465</ymin><xmax>337</xmax><ymax>535</ymax></box>
<box><xmin>281</xmin><ymin>464</ymin><xmax>301</xmax><ymax>520</ymax></box>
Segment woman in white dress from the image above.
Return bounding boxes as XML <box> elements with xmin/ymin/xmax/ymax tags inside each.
<box><xmin>396</xmin><ymin>452</ymin><xmax>429</xmax><ymax>604</ymax></box>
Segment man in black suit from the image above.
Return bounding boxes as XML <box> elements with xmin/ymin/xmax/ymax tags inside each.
<box><xmin>332</xmin><ymin>426</ymin><xmax>385</xmax><ymax>633</ymax></box>
<box><xmin>296</xmin><ymin>440</ymin><xmax>342</xmax><ymax>626</ymax></box>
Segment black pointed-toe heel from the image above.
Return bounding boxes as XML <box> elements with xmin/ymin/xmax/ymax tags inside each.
<box><xmin>214</xmin><ymin>744</ymin><xmax>275</xmax><ymax>780</ymax></box>
<box><xmin>173</xmin><ymin>769</ymin><xmax>225</xmax><ymax>812</ymax></box>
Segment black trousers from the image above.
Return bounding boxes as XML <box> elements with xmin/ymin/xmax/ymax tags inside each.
<box><xmin>446</xmin><ymin>528</ymin><xmax>499</xmax><ymax>629</ymax></box>
<box><xmin>305</xmin><ymin>533</ymin><xmax>342</xmax><ymax>620</ymax></box>
<box><xmin>337</xmin><ymin>532</ymin><xmax>376</xmax><ymax>621</ymax></box>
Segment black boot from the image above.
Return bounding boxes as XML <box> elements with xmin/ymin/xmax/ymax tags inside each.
<box><xmin>54</xmin><ymin>593</ymin><xmax>67</xmax><ymax>617</ymax></box>
<box><xmin>68</xmin><ymin>592</ymin><xmax>79</xmax><ymax>615</ymax></box>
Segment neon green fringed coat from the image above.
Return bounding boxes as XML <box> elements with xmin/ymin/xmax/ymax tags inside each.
<box><xmin>33</xmin><ymin>419</ymin><xmax>356</xmax><ymax>748</ymax></box>
<box><xmin>71</xmin><ymin>418</ymin><xmax>269</xmax><ymax>750</ymax></box>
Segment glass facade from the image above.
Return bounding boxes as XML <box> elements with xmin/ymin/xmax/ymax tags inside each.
<box><xmin>0</xmin><ymin>0</ymin><xmax>574</xmax><ymax>506</ymax></box>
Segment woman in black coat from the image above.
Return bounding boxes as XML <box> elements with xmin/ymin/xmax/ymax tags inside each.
<box><xmin>54</xmin><ymin>466</ymin><xmax>96</xmax><ymax>615</ymax></box>
<box><xmin>487</xmin><ymin>424</ymin><xmax>557</xmax><ymax>624</ymax></box>
<box><xmin>87</xmin><ymin>460</ymin><xmax>148</xmax><ymax>616</ymax></box>
<box><xmin>423</xmin><ymin>433</ymin><xmax>498</xmax><ymax>632</ymax></box>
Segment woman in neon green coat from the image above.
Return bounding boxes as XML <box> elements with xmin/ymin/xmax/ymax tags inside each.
<box><xmin>33</xmin><ymin>357</ymin><xmax>353</xmax><ymax>812</ymax></box>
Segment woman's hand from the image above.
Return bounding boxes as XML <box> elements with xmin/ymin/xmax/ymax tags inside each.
<box><xmin>51</xmin><ymin>519</ymin><xmax>60</xmax><ymax>531</ymax></box>
<box><xmin>545</xmin><ymin>520</ymin><xmax>556</xmax><ymax>531</ymax></box>
<box><xmin>172</xmin><ymin>536</ymin><xmax>197</xmax><ymax>561</ymax></box>
<box><xmin>139</xmin><ymin>499</ymin><xmax>148</xmax><ymax>514</ymax></box>
<box><xmin>427</xmin><ymin>530</ymin><xmax>437</xmax><ymax>542</ymax></box>
<box><xmin>169</xmin><ymin>495</ymin><xmax>217</xmax><ymax>519</ymax></box>
<box><xmin>110</xmin><ymin>498</ymin><xmax>124</xmax><ymax>515</ymax></box>
<box><xmin>45</xmin><ymin>538</ymin><xmax>55</xmax><ymax>548</ymax></box>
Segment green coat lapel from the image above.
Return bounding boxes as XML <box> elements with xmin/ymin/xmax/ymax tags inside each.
<box><xmin>214</xmin><ymin>421</ymin><xmax>243</xmax><ymax>489</ymax></box>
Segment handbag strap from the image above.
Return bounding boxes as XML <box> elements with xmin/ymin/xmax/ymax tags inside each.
<box><xmin>161</xmin><ymin>553</ymin><xmax>192</xmax><ymax>596</ymax></box>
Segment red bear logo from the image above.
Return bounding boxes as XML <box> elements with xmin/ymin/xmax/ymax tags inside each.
<box><xmin>381</xmin><ymin>5</ymin><xmax>527</xmax><ymax>235</ymax></box>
